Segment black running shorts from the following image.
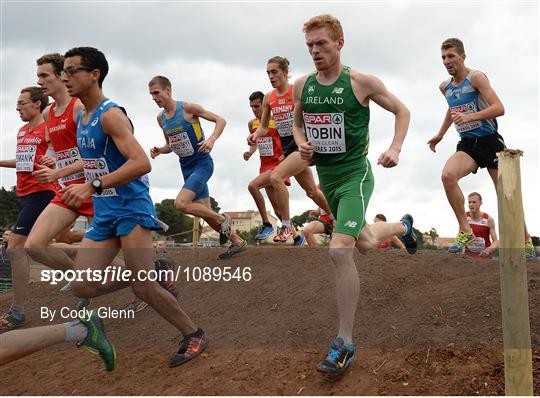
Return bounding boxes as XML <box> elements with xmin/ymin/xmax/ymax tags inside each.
<box><xmin>13</xmin><ymin>190</ymin><xmax>55</xmax><ymax>236</ymax></box>
<box><xmin>456</xmin><ymin>133</ymin><xmax>506</xmax><ymax>171</ymax></box>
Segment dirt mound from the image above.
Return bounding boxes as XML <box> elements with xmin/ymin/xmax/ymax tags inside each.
<box><xmin>1</xmin><ymin>248</ymin><xmax>539</xmax><ymax>395</ymax></box>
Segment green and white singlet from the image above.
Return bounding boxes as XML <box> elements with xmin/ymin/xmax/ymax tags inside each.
<box><xmin>301</xmin><ymin>67</ymin><xmax>374</xmax><ymax>238</ymax></box>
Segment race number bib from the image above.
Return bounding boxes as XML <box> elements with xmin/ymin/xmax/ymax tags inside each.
<box><xmin>56</xmin><ymin>147</ymin><xmax>85</xmax><ymax>186</ymax></box>
<box><xmin>450</xmin><ymin>102</ymin><xmax>482</xmax><ymax>133</ymax></box>
<box><xmin>273</xmin><ymin>112</ymin><xmax>293</xmax><ymax>137</ymax></box>
<box><xmin>466</xmin><ymin>237</ymin><xmax>486</xmax><ymax>253</ymax></box>
<box><xmin>82</xmin><ymin>158</ymin><xmax>118</xmax><ymax>197</ymax></box>
<box><xmin>169</xmin><ymin>132</ymin><xmax>194</xmax><ymax>157</ymax></box>
<box><xmin>303</xmin><ymin>112</ymin><xmax>346</xmax><ymax>154</ymax></box>
<box><xmin>257</xmin><ymin>137</ymin><xmax>274</xmax><ymax>157</ymax></box>
<box><xmin>15</xmin><ymin>145</ymin><xmax>37</xmax><ymax>172</ymax></box>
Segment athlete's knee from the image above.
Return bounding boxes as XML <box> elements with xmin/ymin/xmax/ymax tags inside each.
<box><xmin>328</xmin><ymin>246</ymin><xmax>352</xmax><ymax>265</ymax></box>
<box><xmin>270</xmin><ymin>170</ymin><xmax>285</xmax><ymax>186</ymax></box>
<box><xmin>303</xmin><ymin>223</ymin><xmax>315</xmax><ymax>236</ymax></box>
<box><xmin>174</xmin><ymin>199</ymin><xmax>190</xmax><ymax>214</ymax></box>
<box><xmin>248</xmin><ymin>181</ymin><xmax>260</xmax><ymax>194</ymax></box>
<box><xmin>131</xmin><ymin>280</ymin><xmax>159</xmax><ymax>301</ymax></box>
<box><xmin>24</xmin><ymin>237</ymin><xmax>47</xmax><ymax>258</ymax></box>
<box><xmin>328</xmin><ymin>240</ymin><xmax>354</xmax><ymax>265</ymax></box>
<box><xmin>441</xmin><ymin>169</ymin><xmax>459</xmax><ymax>186</ymax></box>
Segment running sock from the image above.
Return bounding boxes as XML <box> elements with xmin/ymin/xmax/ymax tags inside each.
<box><xmin>10</xmin><ymin>306</ymin><xmax>25</xmax><ymax>320</ymax></box>
<box><xmin>64</xmin><ymin>320</ymin><xmax>88</xmax><ymax>343</ymax></box>
<box><xmin>263</xmin><ymin>222</ymin><xmax>272</xmax><ymax>228</ymax></box>
<box><xmin>401</xmin><ymin>221</ymin><xmax>411</xmax><ymax>237</ymax></box>
<box><xmin>183</xmin><ymin>327</ymin><xmax>204</xmax><ymax>339</ymax></box>
<box><xmin>282</xmin><ymin>220</ymin><xmax>291</xmax><ymax>228</ymax></box>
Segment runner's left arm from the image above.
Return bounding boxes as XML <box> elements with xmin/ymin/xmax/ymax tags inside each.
<box><xmin>184</xmin><ymin>102</ymin><xmax>226</xmax><ymax>153</ymax></box>
<box><xmin>481</xmin><ymin>216</ymin><xmax>499</xmax><ymax>257</ymax></box>
<box><xmin>61</xmin><ymin>107</ymin><xmax>151</xmax><ymax>208</ymax></box>
<box><xmin>360</xmin><ymin>74</ymin><xmax>410</xmax><ymax>168</ymax></box>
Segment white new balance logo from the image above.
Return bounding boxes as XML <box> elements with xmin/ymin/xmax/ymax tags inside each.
<box><xmin>332</xmin><ymin>87</ymin><xmax>344</xmax><ymax>94</ymax></box>
<box><xmin>344</xmin><ymin>220</ymin><xmax>357</xmax><ymax>228</ymax></box>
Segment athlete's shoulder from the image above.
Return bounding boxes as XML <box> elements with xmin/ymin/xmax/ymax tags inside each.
<box><xmin>35</xmin><ymin>121</ymin><xmax>48</xmax><ymax>135</ymax></box>
<box><xmin>19</xmin><ymin>122</ymin><xmax>30</xmax><ymax>133</ymax></box>
<box><xmin>469</xmin><ymin>69</ymin><xmax>490</xmax><ymax>86</ymax></box>
<box><xmin>182</xmin><ymin>101</ymin><xmax>204</xmax><ymax>115</ymax></box>
<box><xmin>156</xmin><ymin>110</ymin><xmax>164</xmax><ymax>126</ymax></box>
<box><xmin>349</xmin><ymin>69</ymin><xmax>381</xmax><ymax>88</ymax></box>
<box><xmin>72</xmin><ymin>98</ymin><xmax>84</xmax><ymax>112</ymax></box>
<box><xmin>439</xmin><ymin>79</ymin><xmax>450</xmax><ymax>92</ymax></box>
<box><xmin>101</xmin><ymin>104</ymin><xmax>130</xmax><ymax>126</ymax></box>
<box><xmin>293</xmin><ymin>74</ymin><xmax>311</xmax><ymax>94</ymax></box>
<box><xmin>42</xmin><ymin>104</ymin><xmax>52</xmax><ymax>121</ymax></box>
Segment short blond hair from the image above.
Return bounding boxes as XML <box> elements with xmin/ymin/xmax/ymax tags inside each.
<box><xmin>468</xmin><ymin>192</ymin><xmax>482</xmax><ymax>201</ymax></box>
<box><xmin>303</xmin><ymin>14</ymin><xmax>344</xmax><ymax>41</ymax></box>
<box><xmin>441</xmin><ymin>38</ymin><xmax>465</xmax><ymax>55</ymax></box>
<box><xmin>148</xmin><ymin>75</ymin><xmax>171</xmax><ymax>89</ymax></box>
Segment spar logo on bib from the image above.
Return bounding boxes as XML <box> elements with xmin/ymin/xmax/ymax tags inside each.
<box><xmin>450</xmin><ymin>101</ymin><xmax>482</xmax><ymax>133</ymax></box>
<box><xmin>256</xmin><ymin>136</ymin><xmax>274</xmax><ymax>157</ymax></box>
<box><xmin>56</xmin><ymin>147</ymin><xmax>85</xmax><ymax>186</ymax></box>
<box><xmin>83</xmin><ymin>157</ymin><xmax>118</xmax><ymax>197</ymax></box>
<box><xmin>15</xmin><ymin>145</ymin><xmax>38</xmax><ymax>172</ymax></box>
<box><xmin>303</xmin><ymin>112</ymin><xmax>346</xmax><ymax>154</ymax></box>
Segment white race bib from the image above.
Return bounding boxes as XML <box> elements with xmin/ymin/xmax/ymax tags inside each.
<box><xmin>450</xmin><ymin>102</ymin><xmax>482</xmax><ymax>133</ymax></box>
<box><xmin>15</xmin><ymin>145</ymin><xmax>37</xmax><ymax>172</ymax></box>
<box><xmin>83</xmin><ymin>157</ymin><xmax>118</xmax><ymax>197</ymax></box>
<box><xmin>257</xmin><ymin>137</ymin><xmax>274</xmax><ymax>157</ymax></box>
<box><xmin>273</xmin><ymin>112</ymin><xmax>293</xmax><ymax>137</ymax></box>
<box><xmin>466</xmin><ymin>237</ymin><xmax>486</xmax><ymax>253</ymax></box>
<box><xmin>303</xmin><ymin>112</ymin><xmax>346</xmax><ymax>154</ymax></box>
<box><xmin>56</xmin><ymin>147</ymin><xmax>85</xmax><ymax>186</ymax></box>
<box><xmin>169</xmin><ymin>132</ymin><xmax>195</xmax><ymax>157</ymax></box>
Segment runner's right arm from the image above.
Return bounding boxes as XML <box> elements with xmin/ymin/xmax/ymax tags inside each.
<box><xmin>244</xmin><ymin>120</ymin><xmax>258</xmax><ymax>160</ymax></box>
<box><xmin>0</xmin><ymin>160</ymin><xmax>16</xmax><ymax>168</ymax></box>
<box><xmin>150</xmin><ymin>113</ymin><xmax>172</xmax><ymax>158</ymax></box>
<box><xmin>292</xmin><ymin>75</ymin><xmax>313</xmax><ymax>161</ymax></box>
<box><xmin>427</xmin><ymin>82</ymin><xmax>454</xmax><ymax>153</ymax></box>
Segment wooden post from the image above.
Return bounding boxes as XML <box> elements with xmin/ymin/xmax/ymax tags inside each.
<box><xmin>496</xmin><ymin>149</ymin><xmax>533</xmax><ymax>396</ymax></box>
<box><xmin>192</xmin><ymin>217</ymin><xmax>200</xmax><ymax>249</ymax></box>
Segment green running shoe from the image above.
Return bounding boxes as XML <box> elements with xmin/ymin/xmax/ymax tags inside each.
<box><xmin>77</xmin><ymin>311</ymin><xmax>117</xmax><ymax>371</ymax></box>
<box><xmin>525</xmin><ymin>241</ymin><xmax>536</xmax><ymax>261</ymax></box>
<box><xmin>0</xmin><ymin>311</ymin><xmax>26</xmax><ymax>332</ymax></box>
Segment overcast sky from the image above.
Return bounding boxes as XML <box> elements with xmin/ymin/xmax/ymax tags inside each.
<box><xmin>1</xmin><ymin>1</ymin><xmax>538</xmax><ymax>237</ymax></box>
